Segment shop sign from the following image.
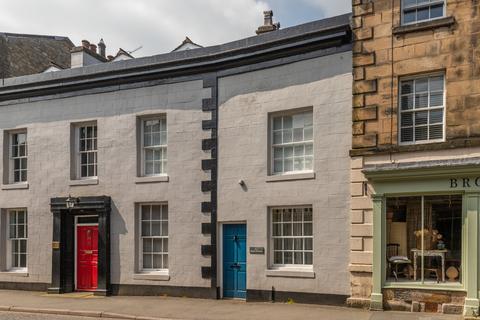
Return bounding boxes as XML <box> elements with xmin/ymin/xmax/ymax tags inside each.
<box><xmin>450</xmin><ymin>177</ymin><xmax>480</xmax><ymax>189</ymax></box>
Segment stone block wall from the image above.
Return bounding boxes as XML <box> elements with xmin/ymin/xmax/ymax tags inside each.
<box><xmin>352</xmin><ymin>0</ymin><xmax>480</xmax><ymax>155</ymax></box>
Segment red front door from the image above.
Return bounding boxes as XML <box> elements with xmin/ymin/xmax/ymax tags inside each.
<box><xmin>76</xmin><ymin>225</ymin><xmax>98</xmax><ymax>291</ymax></box>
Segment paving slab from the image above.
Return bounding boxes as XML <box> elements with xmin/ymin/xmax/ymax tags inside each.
<box><xmin>0</xmin><ymin>290</ymin><xmax>463</xmax><ymax>320</ymax></box>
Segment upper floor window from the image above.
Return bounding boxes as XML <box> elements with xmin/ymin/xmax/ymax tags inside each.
<box><xmin>399</xmin><ymin>74</ymin><xmax>444</xmax><ymax>144</ymax></box>
<box><xmin>271</xmin><ymin>110</ymin><xmax>313</xmax><ymax>175</ymax></box>
<box><xmin>10</xmin><ymin>131</ymin><xmax>27</xmax><ymax>183</ymax></box>
<box><xmin>402</xmin><ymin>0</ymin><xmax>445</xmax><ymax>25</ymax></box>
<box><xmin>76</xmin><ymin>123</ymin><xmax>97</xmax><ymax>178</ymax></box>
<box><xmin>142</xmin><ymin>117</ymin><xmax>167</xmax><ymax>176</ymax></box>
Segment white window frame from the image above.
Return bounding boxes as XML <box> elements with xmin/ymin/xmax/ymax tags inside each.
<box><xmin>269</xmin><ymin>206</ymin><xmax>313</xmax><ymax>270</ymax></box>
<box><xmin>398</xmin><ymin>73</ymin><xmax>446</xmax><ymax>146</ymax></box>
<box><xmin>6</xmin><ymin>209</ymin><xmax>28</xmax><ymax>272</ymax></box>
<box><xmin>8</xmin><ymin>130</ymin><xmax>28</xmax><ymax>184</ymax></box>
<box><xmin>75</xmin><ymin>123</ymin><xmax>97</xmax><ymax>179</ymax></box>
<box><xmin>138</xmin><ymin>203</ymin><xmax>169</xmax><ymax>273</ymax></box>
<box><xmin>401</xmin><ymin>0</ymin><xmax>446</xmax><ymax>25</ymax></box>
<box><xmin>140</xmin><ymin>116</ymin><xmax>167</xmax><ymax>177</ymax></box>
<box><xmin>270</xmin><ymin>109</ymin><xmax>314</xmax><ymax>176</ymax></box>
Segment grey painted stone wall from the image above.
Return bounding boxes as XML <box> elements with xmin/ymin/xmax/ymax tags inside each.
<box><xmin>0</xmin><ymin>80</ymin><xmax>212</xmax><ymax>288</ymax></box>
<box><xmin>217</xmin><ymin>52</ymin><xmax>352</xmax><ymax>295</ymax></box>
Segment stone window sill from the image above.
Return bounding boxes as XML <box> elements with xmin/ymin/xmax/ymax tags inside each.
<box><xmin>1</xmin><ymin>183</ymin><xmax>29</xmax><ymax>190</ymax></box>
<box><xmin>69</xmin><ymin>178</ymin><xmax>99</xmax><ymax>186</ymax></box>
<box><xmin>266</xmin><ymin>172</ymin><xmax>315</xmax><ymax>183</ymax></box>
<box><xmin>135</xmin><ymin>175</ymin><xmax>169</xmax><ymax>184</ymax></box>
<box><xmin>393</xmin><ymin>16</ymin><xmax>455</xmax><ymax>36</ymax></box>
<box><xmin>265</xmin><ymin>269</ymin><xmax>315</xmax><ymax>278</ymax></box>
<box><xmin>0</xmin><ymin>271</ymin><xmax>29</xmax><ymax>277</ymax></box>
<box><xmin>133</xmin><ymin>273</ymin><xmax>170</xmax><ymax>281</ymax></box>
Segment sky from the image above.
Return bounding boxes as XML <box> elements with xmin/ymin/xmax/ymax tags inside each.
<box><xmin>0</xmin><ymin>0</ymin><xmax>350</xmax><ymax>57</ymax></box>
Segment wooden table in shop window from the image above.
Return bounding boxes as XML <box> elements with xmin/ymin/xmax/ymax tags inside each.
<box><xmin>411</xmin><ymin>249</ymin><xmax>448</xmax><ymax>282</ymax></box>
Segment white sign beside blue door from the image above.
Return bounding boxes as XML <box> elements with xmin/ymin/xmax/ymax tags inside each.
<box><xmin>222</xmin><ymin>224</ymin><xmax>246</xmax><ymax>298</ymax></box>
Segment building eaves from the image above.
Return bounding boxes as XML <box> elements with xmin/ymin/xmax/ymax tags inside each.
<box><xmin>0</xmin><ymin>13</ymin><xmax>351</xmax><ymax>99</ymax></box>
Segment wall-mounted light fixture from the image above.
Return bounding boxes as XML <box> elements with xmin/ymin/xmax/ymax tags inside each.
<box><xmin>65</xmin><ymin>194</ymin><xmax>79</xmax><ymax>209</ymax></box>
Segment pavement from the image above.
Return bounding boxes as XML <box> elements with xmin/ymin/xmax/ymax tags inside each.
<box><xmin>0</xmin><ymin>290</ymin><xmax>464</xmax><ymax>320</ymax></box>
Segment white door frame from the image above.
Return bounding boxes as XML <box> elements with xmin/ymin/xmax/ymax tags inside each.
<box><xmin>217</xmin><ymin>221</ymin><xmax>247</xmax><ymax>299</ymax></box>
<box><xmin>74</xmin><ymin>215</ymin><xmax>99</xmax><ymax>291</ymax></box>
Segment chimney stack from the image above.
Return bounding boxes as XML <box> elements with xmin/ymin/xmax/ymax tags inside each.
<box><xmin>98</xmin><ymin>38</ymin><xmax>106</xmax><ymax>57</ymax></box>
<box><xmin>256</xmin><ymin>10</ymin><xmax>280</xmax><ymax>35</ymax></box>
<box><xmin>81</xmin><ymin>39</ymin><xmax>90</xmax><ymax>49</ymax></box>
<box><xmin>89</xmin><ymin>43</ymin><xmax>97</xmax><ymax>53</ymax></box>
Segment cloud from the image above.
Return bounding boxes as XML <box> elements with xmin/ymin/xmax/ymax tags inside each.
<box><xmin>0</xmin><ymin>0</ymin><xmax>349</xmax><ymax>57</ymax></box>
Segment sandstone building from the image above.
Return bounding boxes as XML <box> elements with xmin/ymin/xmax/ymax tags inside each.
<box><xmin>350</xmin><ymin>0</ymin><xmax>480</xmax><ymax>315</ymax></box>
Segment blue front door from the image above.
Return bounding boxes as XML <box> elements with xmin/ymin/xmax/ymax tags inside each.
<box><xmin>223</xmin><ymin>224</ymin><xmax>246</xmax><ymax>298</ymax></box>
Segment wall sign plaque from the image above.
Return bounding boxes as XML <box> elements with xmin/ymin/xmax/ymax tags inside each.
<box><xmin>249</xmin><ymin>247</ymin><xmax>265</xmax><ymax>254</ymax></box>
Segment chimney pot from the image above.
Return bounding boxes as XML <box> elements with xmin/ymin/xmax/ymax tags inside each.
<box><xmin>89</xmin><ymin>44</ymin><xmax>97</xmax><ymax>53</ymax></box>
<box><xmin>256</xmin><ymin>10</ymin><xmax>279</xmax><ymax>35</ymax></box>
<box><xmin>264</xmin><ymin>10</ymin><xmax>273</xmax><ymax>26</ymax></box>
<box><xmin>81</xmin><ymin>40</ymin><xmax>90</xmax><ymax>48</ymax></box>
<box><xmin>98</xmin><ymin>38</ymin><xmax>106</xmax><ymax>57</ymax></box>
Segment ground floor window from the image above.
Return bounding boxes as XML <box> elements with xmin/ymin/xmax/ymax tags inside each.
<box><xmin>271</xmin><ymin>206</ymin><xmax>313</xmax><ymax>267</ymax></box>
<box><xmin>139</xmin><ymin>204</ymin><xmax>168</xmax><ymax>272</ymax></box>
<box><xmin>8</xmin><ymin>209</ymin><xmax>27</xmax><ymax>270</ymax></box>
<box><xmin>386</xmin><ymin>195</ymin><xmax>462</xmax><ymax>284</ymax></box>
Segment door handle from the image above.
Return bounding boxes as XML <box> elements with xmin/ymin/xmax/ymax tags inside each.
<box><xmin>84</xmin><ymin>250</ymin><xmax>93</xmax><ymax>254</ymax></box>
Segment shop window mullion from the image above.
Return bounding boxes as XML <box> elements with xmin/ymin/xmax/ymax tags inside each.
<box><xmin>421</xmin><ymin>195</ymin><xmax>425</xmax><ymax>284</ymax></box>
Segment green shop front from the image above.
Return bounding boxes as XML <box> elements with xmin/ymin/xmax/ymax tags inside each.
<box><xmin>364</xmin><ymin>159</ymin><xmax>480</xmax><ymax>316</ymax></box>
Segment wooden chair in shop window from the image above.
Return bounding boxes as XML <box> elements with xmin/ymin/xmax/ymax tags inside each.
<box><xmin>387</xmin><ymin>243</ymin><xmax>412</xmax><ymax>281</ymax></box>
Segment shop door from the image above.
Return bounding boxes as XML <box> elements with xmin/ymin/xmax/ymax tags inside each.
<box><xmin>223</xmin><ymin>224</ymin><xmax>246</xmax><ymax>298</ymax></box>
<box><xmin>76</xmin><ymin>225</ymin><xmax>98</xmax><ymax>291</ymax></box>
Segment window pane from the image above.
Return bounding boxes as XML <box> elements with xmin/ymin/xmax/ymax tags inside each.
<box><xmin>283</xmin><ymin>116</ymin><xmax>292</xmax><ymax>129</ymax></box>
<box><xmin>401</xmin><ymin>95</ymin><xmax>414</xmax><ymax>110</ymax></box>
<box><xmin>415</xmin><ymin>126</ymin><xmax>428</xmax><ymax>141</ymax></box>
<box><xmin>429</xmin><ymin>109</ymin><xmax>443</xmax><ymax>124</ymax></box>
<box><xmin>417</xmin><ymin>7</ymin><xmax>429</xmax><ymax>21</ymax></box>
<box><xmin>401</xmin><ymin>127</ymin><xmax>414</xmax><ymax>143</ymax></box>
<box><xmin>430</xmin><ymin>93</ymin><xmax>443</xmax><ymax>107</ymax></box>
<box><xmin>401</xmin><ymin>81</ymin><xmax>414</xmax><ymax>94</ymax></box>
<box><xmin>143</xmin><ymin>254</ymin><xmax>152</xmax><ymax>269</ymax></box>
<box><xmin>404</xmin><ymin>10</ymin><xmax>416</xmax><ymax>23</ymax></box>
<box><xmin>273</xmin><ymin>117</ymin><xmax>282</xmax><ymax>130</ymax></box>
<box><xmin>151</xmin><ymin>221</ymin><xmax>161</xmax><ymax>236</ymax></box>
<box><xmin>415</xmin><ymin>111</ymin><xmax>428</xmax><ymax>125</ymax></box>
<box><xmin>273</xmin><ymin>131</ymin><xmax>282</xmax><ymax>144</ymax></box>
<box><xmin>141</xmin><ymin>222</ymin><xmax>150</xmax><ymax>236</ymax></box>
<box><xmin>401</xmin><ymin>113</ymin><xmax>413</xmax><ymax>127</ymax></box>
<box><xmin>151</xmin><ymin>206</ymin><xmax>161</xmax><ymax>220</ymax></box>
<box><xmin>283</xmin><ymin>130</ymin><xmax>292</xmax><ymax>143</ymax></box>
<box><xmin>153</xmin><ymin>254</ymin><xmax>162</xmax><ymax>269</ymax></box>
<box><xmin>430</xmin><ymin>76</ymin><xmax>444</xmax><ymax>91</ymax></box>
<box><xmin>416</xmin><ymin>79</ymin><xmax>428</xmax><ymax>92</ymax></box>
<box><xmin>403</xmin><ymin>0</ymin><xmax>417</xmax><ymax>7</ymax></box>
<box><xmin>415</xmin><ymin>93</ymin><xmax>428</xmax><ymax>108</ymax></box>
<box><xmin>284</xmin><ymin>252</ymin><xmax>293</xmax><ymax>264</ymax></box>
<box><xmin>304</xmin><ymin>252</ymin><xmax>313</xmax><ymax>265</ymax></box>
<box><xmin>429</xmin><ymin>125</ymin><xmax>443</xmax><ymax>140</ymax></box>
<box><xmin>143</xmin><ymin>238</ymin><xmax>152</xmax><ymax>253</ymax></box>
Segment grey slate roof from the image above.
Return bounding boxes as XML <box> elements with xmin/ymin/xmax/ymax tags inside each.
<box><xmin>0</xmin><ymin>32</ymin><xmax>74</xmax><ymax>78</ymax></box>
<box><xmin>0</xmin><ymin>13</ymin><xmax>351</xmax><ymax>89</ymax></box>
